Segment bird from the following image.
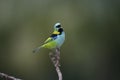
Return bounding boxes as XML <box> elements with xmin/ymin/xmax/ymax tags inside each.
<box><xmin>33</xmin><ymin>23</ymin><xmax>65</xmax><ymax>53</ymax></box>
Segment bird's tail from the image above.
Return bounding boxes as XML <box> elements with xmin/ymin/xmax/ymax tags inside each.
<box><xmin>33</xmin><ymin>46</ymin><xmax>42</xmax><ymax>53</ymax></box>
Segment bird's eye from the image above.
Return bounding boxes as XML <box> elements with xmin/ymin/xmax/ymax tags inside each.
<box><xmin>56</xmin><ymin>25</ymin><xmax>61</xmax><ymax>28</ymax></box>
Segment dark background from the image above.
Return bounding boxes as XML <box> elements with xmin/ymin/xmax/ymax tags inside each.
<box><xmin>0</xmin><ymin>0</ymin><xmax>120</xmax><ymax>80</ymax></box>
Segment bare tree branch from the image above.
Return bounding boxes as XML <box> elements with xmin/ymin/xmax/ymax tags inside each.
<box><xmin>0</xmin><ymin>72</ymin><xmax>21</xmax><ymax>80</ymax></box>
<box><xmin>49</xmin><ymin>48</ymin><xmax>62</xmax><ymax>80</ymax></box>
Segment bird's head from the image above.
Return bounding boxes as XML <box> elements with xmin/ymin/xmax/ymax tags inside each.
<box><xmin>54</xmin><ymin>23</ymin><xmax>61</xmax><ymax>31</ymax></box>
<box><xmin>53</xmin><ymin>23</ymin><xmax>64</xmax><ymax>35</ymax></box>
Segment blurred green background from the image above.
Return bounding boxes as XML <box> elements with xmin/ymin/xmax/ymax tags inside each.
<box><xmin>0</xmin><ymin>0</ymin><xmax>120</xmax><ymax>80</ymax></box>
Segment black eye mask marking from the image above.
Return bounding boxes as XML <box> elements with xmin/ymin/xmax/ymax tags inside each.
<box><xmin>56</xmin><ymin>25</ymin><xmax>61</xmax><ymax>28</ymax></box>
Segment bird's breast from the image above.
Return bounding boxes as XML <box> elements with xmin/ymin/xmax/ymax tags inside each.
<box><xmin>55</xmin><ymin>32</ymin><xmax>65</xmax><ymax>48</ymax></box>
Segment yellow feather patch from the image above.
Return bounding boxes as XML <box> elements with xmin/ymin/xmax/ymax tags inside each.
<box><xmin>53</xmin><ymin>31</ymin><xmax>60</xmax><ymax>34</ymax></box>
<box><xmin>44</xmin><ymin>37</ymin><xmax>53</xmax><ymax>43</ymax></box>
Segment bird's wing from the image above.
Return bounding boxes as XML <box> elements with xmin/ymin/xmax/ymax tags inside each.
<box><xmin>44</xmin><ymin>32</ymin><xmax>58</xmax><ymax>43</ymax></box>
<box><xmin>44</xmin><ymin>37</ymin><xmax>54</xmax><ymax>43</ymax></box>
